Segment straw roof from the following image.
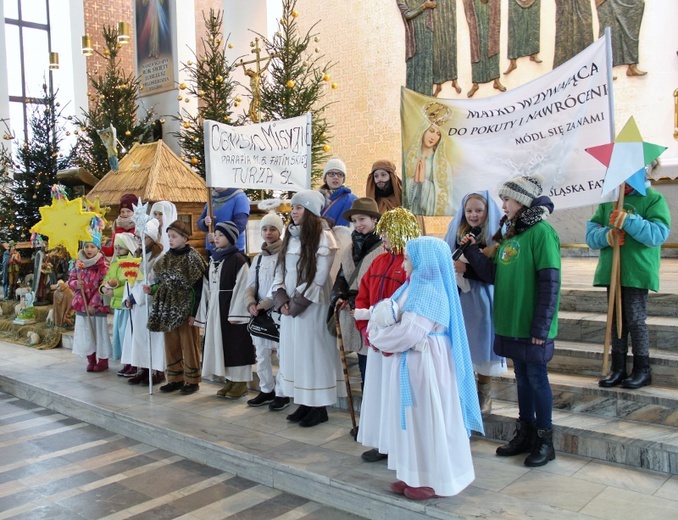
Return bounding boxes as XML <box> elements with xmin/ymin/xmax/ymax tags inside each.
<box><xmin>87</xmin><ymin>140</ymin><xmax>207</xmax><ymax>205</ymax></box>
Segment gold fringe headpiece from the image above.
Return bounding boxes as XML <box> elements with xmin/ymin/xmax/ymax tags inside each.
<box><xmin>376</xmin><ymin>207</ymin><xmax>421</xmax><ymax>255</ymax></box>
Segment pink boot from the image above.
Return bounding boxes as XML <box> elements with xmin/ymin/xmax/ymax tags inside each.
<box><xmin>92</xmin><ymin>358</ymin><xmax>109</xmax><ymax>372</ymax></box>
<box><xmin>86</xmin><ymin>353</ymin><xmax>97</xmax><ymax>372</ymax></box>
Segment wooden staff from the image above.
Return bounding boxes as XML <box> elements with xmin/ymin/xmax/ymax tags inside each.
<box><xmin>602</xmin><ymin>187</ymin><xmax>625</xmax><ymax>374</ymax></box>
<box><xmin>335</xmin><ymin>302</ymin><xmax>358</xmax><ymax>439</ymax></box>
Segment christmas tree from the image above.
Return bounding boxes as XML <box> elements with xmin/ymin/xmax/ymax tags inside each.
<box><xmin>73</xmin><ymin>25</ymin><xmax>154</xmax><ymax>179</ymax></box>
<box><xmin>0</xmin><ymin>121</ymin><xmax>17</xmax><ymax>243</ymax></box>
<box><xmin>258</xmin><ymin>0</ymin><xmax>335</xmax><ymax>188</ymax></box>
<box><xmin>0</xmin><ymin>85</ymin><xmax>73</xmax><ymax>242</ymax></box>
<box><xmin>173</xmin><ymin>9</ymin><xmax>239</xmax><ymax>180</ymax></box>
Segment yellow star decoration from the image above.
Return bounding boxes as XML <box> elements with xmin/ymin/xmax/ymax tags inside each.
<box><xmin>31</xmin><ymin>197</ymin><xmax>98</xmax><ymax>258</ymax></box>
<box><xmin>83</xmin><ymin>196</ymin><xmax>110</xmax><ymax>228</ymax></box>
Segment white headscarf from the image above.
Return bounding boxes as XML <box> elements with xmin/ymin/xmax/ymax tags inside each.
<box><xmin>150</xmin><ymin>201</ymin><xmax>177</xmax><ymax>254</ymax></box>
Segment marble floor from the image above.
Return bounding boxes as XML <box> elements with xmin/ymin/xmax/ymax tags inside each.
<box><xmin>0</xmin><ymin>391</ymin><xmax>362</xmax><ymax>520</ymax></box>
<box><xmin>0</xmin><ymin>339</ymin><xmax>677</xmax><ymax>520</ymax></box>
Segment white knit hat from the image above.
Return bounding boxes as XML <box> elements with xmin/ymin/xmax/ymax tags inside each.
<box><xmin>290</xmin><ymin>190</ymin><xmax>325</xmax><ymax>217</ymax></box>
<box><xmin>498</xmin><ymin>174</ymin><xmax>544</xmax><ymax>207</ymax></box>
<box><xmin>135</xmin><ymin>218</ymin><xmax>161</xmax><ymax>243</ymax></box>
<box><xmin>322</xmin><ymin>157</ymin><xmax>347</xmax><ymax>182</ymax></box>
<box><xmin>260</xmin><ymin>212</ymin><xmax>284</xmax><ymax>234</ymax></box>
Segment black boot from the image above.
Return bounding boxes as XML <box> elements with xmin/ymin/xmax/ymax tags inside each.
<box><xmin>524</xmin><ymin>428</ymin><xmax>556</xmax><ymax>467</ymax></box>
<box><xmin>496</xmin><ymin>420</ymin><xmax>536</xmax><ymax>457</ymax></box>
<box><xmin>621</xmin><ymin>355</ymin><xmax>652</xmax><ymax>389</ymax></box>
<box><xmin>286</xmin><ymin>404</ymin><xmax>311</xmax><ymax>422</ymax></box>
<box><xmin>598</xmin><ymin>351</ymin><xmax>628</xmax><ymax>387</ymax></box>
<box><xmin>299</xmin><ymin>406</ymin><xmax>328</xmax><ymax>427</ymax></box>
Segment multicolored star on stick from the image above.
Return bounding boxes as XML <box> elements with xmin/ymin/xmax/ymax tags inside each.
<box><xmin>30</xmin><ymin>185</ymin><xmax>98</xmax><ymax>258</ymax></box>
<box><xmin>585</xmin><ymin>116</ymin><xmax>667</xmax><ymax>197</ymax></box>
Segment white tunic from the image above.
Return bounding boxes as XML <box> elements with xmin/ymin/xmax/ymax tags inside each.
<box><xmin>121</xmin><ymin>257</ymin><xmax>165</xmax><ymax>372</ymax></box>
<box><xmin>357</xmin><ymin>347</ymin><xmax>394</xmax><ymax>453</ymax></box>
<box><xmin>197</xmin><ymin>258</ymin><xmax>252</xmax><ymax>382</ymax></box>
<box><xmin>272</xmin><ymin>226</ymin><xmax>347</xmax><ymax>406</ymax></box>
<box><xmin>367</xmin><ymin>294</ymin><xmax>475</xmax><ymax>497</ymax></box>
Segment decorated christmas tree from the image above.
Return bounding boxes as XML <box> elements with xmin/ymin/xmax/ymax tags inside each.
<box><xmin>258</xmin><ymin>0</ymin><xmax>335</xmax><ymax>187</ymax></box>
<box><xmin>73</xmin><ymin>25</ymin><xmax>154</xmax><ymax>179</ymax></box>
<box><xmin>173</xmin><ymin>9</ymin><xmax>239</xmax><ymax>180</ymax></box>
<box><xmin>0</xmin><ymin>124</ymin><xmax>17</xmax><ymax>243</ymax></box>
<box><xmin>0</xmin><ymin>85</ymin><xmax>73</xmax><ymax>242</ymax></box>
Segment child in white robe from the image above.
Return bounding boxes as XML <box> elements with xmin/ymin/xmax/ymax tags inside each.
<box><xmin>367</xmin><ymin>236</ymin><xmax>483</xmax><ymax>499</ymax></box>
<box><xmin>244</xmin><ymin>212</ymin><xmax>284</xmax><ymax>407</ymax></box>
<box><xmin>122</xmin><ymin>218</ymin><xmax>166</xmax><ymax>385</ymax></box>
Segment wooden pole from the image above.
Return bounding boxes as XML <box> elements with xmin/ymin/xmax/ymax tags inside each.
<box><xmin>602</xmin><ymin>187</ymin><xmax>625</xmax><ymax>375</ymax></box>
<box><xmin>335</xmin><ymin>302</ymin><xmax>358</xmax><ymax>439</ymax></box>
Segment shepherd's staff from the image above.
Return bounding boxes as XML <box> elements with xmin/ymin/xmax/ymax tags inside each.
<box><xmin>601</xmin><ymin>187</ymin><xmax>625</xmax><ymax>375</ymax></box>
<box><xmin>335</xmin><ymin>301</ymin><xmax>358</xmax><ymax>439</ymax></box>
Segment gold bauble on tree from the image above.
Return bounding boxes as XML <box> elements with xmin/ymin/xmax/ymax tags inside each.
<box><xmin>183</xmin><ymin>122</ymin><xmax>191</xmax><ymax>129</ymax></box>
<box><xmin>323</xmin><ymin>73</ymin><xmax>331</xmax><ymax>82</ymax></box>
<box><xmin>323</xmin><ymin>144</ymin><xmax>331</xmax><ymax>153</ymax></box>
<box><xmin>125</xmin><ymin>130</ymin><xmax>131</xmax><ymax>136</ymax></box>
<box><xmin>179</xmin><ymin>83</ymin><xmax>186</xmax><ymax>90</ymax></box>
<box><xmin>292</xmin><ymin>10</ymin><xmax>299</xmax><ymax>17</ymax></box>
<box><xmin>331</xmin><ymin>82</ymin><xmax>338</xmax><ymax>89</ymax></box>
<box><xmin>190</xmin><ymin>157</ymin><xmax>199</xmax><ymax>165</ymax></box>
<box><xmin>286</xmin><ymin>80</ymin><xmax>296</xmax><ymax>89</ymax></box>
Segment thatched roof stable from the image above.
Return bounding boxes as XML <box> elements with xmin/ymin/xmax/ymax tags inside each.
<box><xmin>87</xmin><ymin>140</ymin><xmax>207</xmax><ymax>205</ymax></box>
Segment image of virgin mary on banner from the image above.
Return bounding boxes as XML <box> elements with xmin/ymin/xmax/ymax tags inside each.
<box><xmin>401</xmin><ymin>33</ymin><xmax>615</xmax><ymax>216</ymax></box>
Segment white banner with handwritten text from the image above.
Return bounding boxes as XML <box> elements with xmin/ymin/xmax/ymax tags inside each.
<box><xmin>204</xmin><ymin>114</ymin><xmax>312</xmax><ymax>191</ymax></box>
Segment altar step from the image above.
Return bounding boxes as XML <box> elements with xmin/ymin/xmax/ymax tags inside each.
<box><xmin>485</xmin><ymin>370</ymin><xmax>678</xmax><ymax>475</ymax></box>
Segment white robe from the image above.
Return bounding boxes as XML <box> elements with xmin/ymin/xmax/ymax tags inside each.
<box><xmin>367</xmin><ymin>293</ymin><xmax>475</xmax><ymax>497</ymax></box>
<box><xmin>272</xmin><ymin>226</ymin><xmax>347</xmax><ymax>406</ymax></box>
<box><xmin>121</xmin><ymin>258</ymin><xmax>165</xmax><ymax>372</ymax></box>
<box><xmin>357</xmin><ymin>347</ymin><xmax>394</xmax><ymax>454</ymax></box>
<box><xmin>197</xmin><ymin>259</ymin><xmax>252</xmax><ymax>382</ymax></box>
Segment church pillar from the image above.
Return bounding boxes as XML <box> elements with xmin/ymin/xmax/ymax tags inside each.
<box><xmin>135</xmin><ymin>0</ymin><xmax>196</xmax><ymax>157</ymax></box>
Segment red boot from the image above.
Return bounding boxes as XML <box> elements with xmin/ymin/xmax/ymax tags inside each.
<box><xmin>92</xmin><ymin>358</ymin><xmax>109</xmax><ymax>372</ymax></box>
<box><xmin>86</xmin><ymin>353</ymin><xmax>97</xmax><ymax>372</ymax></box>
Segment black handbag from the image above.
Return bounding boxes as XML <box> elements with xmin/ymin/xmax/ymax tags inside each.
<box><xmin>247</xmin><ymin>256</ymin><xmax>280</xmax><ymax>341</ymax></box>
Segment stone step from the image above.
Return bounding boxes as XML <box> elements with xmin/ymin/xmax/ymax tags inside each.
<box><xmin>557</xmin><ymin>311</ymin><xmax>678</xmax><ymax>352</ymax></box>
<box><xmin>549</xmin><ymin>340</ymin><xmax>678</xmax><ymax>388</ymax></box>
<box><xmin>484</xmin><ymin>402</ymin><xmax>678</xmax><ymax>475</ymax></box>
<box><xmin>559</xmin><ymin>289</ymin><xmax>678</xmax><ymax>318</ymax></box>
<box><xmin>493</xmin><ymin>372</ymin><xmax>678</xmax><ymax>428</ymax></box>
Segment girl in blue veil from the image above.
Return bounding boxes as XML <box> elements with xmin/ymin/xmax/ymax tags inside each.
<box><xmin>444</xmin><ymin>191</ymin><xmax>506</xmax><ymax>415</ymax></box>
<box><xmin>367</xmin><ymin>236</ymin><xmax>482</xmax><ymax>499</ymax></box>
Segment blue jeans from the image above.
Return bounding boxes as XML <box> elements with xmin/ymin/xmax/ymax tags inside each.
<box><xmin>513</xmin><ymin>359</ymin><xmax>553</xmax><ymax>430</ymax></box>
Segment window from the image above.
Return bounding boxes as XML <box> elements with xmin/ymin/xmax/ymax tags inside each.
<box><xmin>3</xmin><ymin>0</ymin><xmax>52</xmax><ymax>142</ymax></box>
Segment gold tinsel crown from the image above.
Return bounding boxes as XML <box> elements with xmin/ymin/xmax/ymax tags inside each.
<box><xmin>376</xmin><ymin>207</ymin><xmax>421</xmax><ymax>254</ymax></box>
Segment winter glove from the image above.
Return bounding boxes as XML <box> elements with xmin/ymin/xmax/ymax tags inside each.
<box><xmin>272</xmin><ymin>288</ymin><xmax>290</xmax><ymax>311</ymax></box>
<box><xmin>606</xmin><ymin>228</ymin><xmax>625</xmax><ymax>247</ymax></box>
<box><xmin>609</xmin><ymin>209</ymin><xmax>629</xmax><ymax>230</ymax></box>
<box><xmin>288</xmin><ymin>291</ymin><xmax>312</xmax><ymax>317</ymax></box>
